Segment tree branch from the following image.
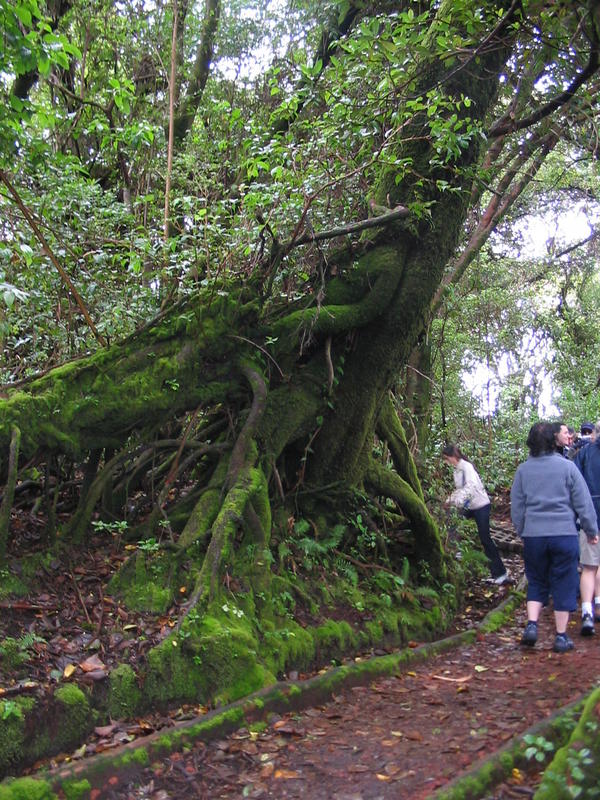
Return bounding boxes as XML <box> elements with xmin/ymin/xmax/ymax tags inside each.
<box><xmin>489</xmin><ymin>9</ymin><xmax>600</xmax><ymax>137</ymax></box>
<box><xmin>284</xmin><ymin>206</ymin><xmax>410</xmax><ymax>250</ymax></box>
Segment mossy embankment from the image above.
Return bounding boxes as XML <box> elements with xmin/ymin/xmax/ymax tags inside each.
<box><xmin>0</xmin><ymin>578</ymin><xmax>525</xmax><ymax>799</ymax></box>
<box><xmin>0</xmin><ymin>548</ymin><xmax>466</xmax><ymax>780</ymax></box>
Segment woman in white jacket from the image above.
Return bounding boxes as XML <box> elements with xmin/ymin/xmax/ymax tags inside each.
<box><xmin>442</xmin><ymin>444</ymin><xmax>508</xmax><ymax>585</ymax></box>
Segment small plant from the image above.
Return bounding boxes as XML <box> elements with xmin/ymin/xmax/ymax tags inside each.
<box><xmin>221</xmin><ymin>602</ymin><xmax>245</xmax><ymax>618</ymax></box>
<box><xmin>92</xmin><ymin>520</ymin><xmax>128</xmax><ymax>535</ymax></box>
<box><xmin>1</xmin><ymin>700</ymin><xmax>23</xmax><ymax>721</ymax></box>
<box><xmin>523</xmin><ymin>733</ymin><xmax>556</xmax><ymax>762</ymax></box>
<box><xmin>137</xmin><ymin>537</ymin><xmax>160</xmax><ymax>553</ymax></box>
<box><xmin>273</xmin><ymin>590</ymin><xmax>295</xmax><ymax>618</ymax></box>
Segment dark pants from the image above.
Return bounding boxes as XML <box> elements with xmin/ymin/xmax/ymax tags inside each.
<box><xmin>523</xmin><ymin>535</ymin><xmax>579</xmax><ymax>612</ymax></box>
<box><xmin>464</xmin><ymin>503</ymin><xmax>505</xmax><ymax>579</ymax></box>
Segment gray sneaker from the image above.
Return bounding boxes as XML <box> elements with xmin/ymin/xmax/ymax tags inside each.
<box><xmin>581</xmin><ymin>613</ymin><xmax>595</xmax><ymax>637</ymax></box>
<box><xmin>553</xmin><ymin>633</ymin><xmax>574</xmax><ymax>653</ymax></box>
<box><xmin>520</xmin><ymin>621</ymin><xmax>537</xmax><ymax>646</ymax></box>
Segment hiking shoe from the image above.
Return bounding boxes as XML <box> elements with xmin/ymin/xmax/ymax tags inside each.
<box><xmin>553</xmin><ymin>633</ymin><xmax>574</xmax><ymax>653</ymax></box>
<box><xmin>581</xmin><ymin>613</ymin><xmax>595</xmax><ymax>636</ymax></box>
<box><xmin>493</xmin><ymin>572</ymin><xmax>509</xmax><ymax>586</ymax></box>
<box><xmin>520</xmin><ymin>621</ymin><xmax>538</xmax><ymax>646</ymax></box>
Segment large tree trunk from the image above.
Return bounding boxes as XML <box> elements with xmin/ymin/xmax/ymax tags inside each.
<box><xmin>1</xmin><ymin>0</ymin><xmax>521</xmax><ymax>569</ymax></box>
<box><xmin>0</xmin><ymin>0</ymin><xmax>526</xmax><ymax>719</ymax></box>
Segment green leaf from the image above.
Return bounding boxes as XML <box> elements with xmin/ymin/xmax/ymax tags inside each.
<box><xmin>14</xmin><ymin>4</ymin><xmax>32</xmax><ymax>26</ymax></box>
<box><xmin>37</xmin><ymin>54</ymin><xmax>50</xmax><ymax>75</ymax></box>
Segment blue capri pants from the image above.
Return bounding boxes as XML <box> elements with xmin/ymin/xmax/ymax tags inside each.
<box><xmin>523</xmin><ymin>535</ymin><xmax>580</xmax><ymax>612</ymax></box>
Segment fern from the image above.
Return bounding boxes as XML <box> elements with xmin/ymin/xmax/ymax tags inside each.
<box><xmin>297</xmin><ymin>537</ymin><xmax>328</xmax><ymax>556</ymax></box>
<box><xmin>414</xmin><ymin>585</ymin><xmax>440</xmax><ymax>600</ymax></box>
<box><xmin>399</xmin><ymin>556</ymin><xmax>410</xmax><ymax>584</ymax></box>
<box><xmin>333</xmin><ymin>555</ymin><xmax>358</xmax><ymax>587</ymax></box>
<box><xmin>18</xmin><ymin>633</ymin><xmax>44</xmax><ymax>651</ymax></box>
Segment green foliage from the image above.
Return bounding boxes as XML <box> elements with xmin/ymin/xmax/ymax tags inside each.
<box><xmin>524</xmin><ymin>733</ymin><xmax>556</xmax><ymax>763</ymax></box>
<box><xmin>0</xmin><ymin>777</ymin><xmax>57</xmax><ymax>800</ymax></box>
<box><xmin>0</xmin><ymin>633</ymin><xmax>45</xmax><ymax>671</ymax></box>
<box><xmin>0</xmin><ymin>701</ymin><xmax>22</xmax><ymax>722</ymax></box>
<box><xmin>291</xmin><ymin>521</ymin><xmax>345</xmax><ymax>570</ymax></box>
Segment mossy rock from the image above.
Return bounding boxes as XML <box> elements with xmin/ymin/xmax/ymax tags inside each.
<box><xmin>107</xmin><ymin>550</ymin><xmax>174</xmax><ymax>613</ymax></box>
<box><xmin>0</xmin><ymin>699</ymin><xmax>29</xmax><ymax>777</ymax></box>
<box><xmin>144</xmin><ymin>614</ymin><xmax>275</xmax><ymax>707</ymax></box>
<box><xmin>0</xmin><ymin>685</ymin><xmax>94</xmax><ymax>778</ymax></box>
<box><xmin>0</xmin><ymin>640</ymin><xmax>27</xmax><ymax>673</ymax></box>
<box><xmin>108</xmin><ymin>663</ymin><xmax>144</xmax><ymax>719</ymax></box>
<box><xmin>261</xmin><ymin>622</ymin><xmax>315</xmax><ymax>676</ymax></box>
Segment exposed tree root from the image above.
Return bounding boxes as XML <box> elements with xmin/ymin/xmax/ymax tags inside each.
<box><xmin>364</xmin><ymin>458</ymin><xmax>445</xmax><ymax>579</ymax></box>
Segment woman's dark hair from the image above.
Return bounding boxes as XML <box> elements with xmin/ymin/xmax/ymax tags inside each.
<box><xmin>526</xmin><ymin>422</ymin><xmax>556</xmax><ymax>457</ymax></box>
<box><xmin>442</xmin><ymin>443</ymin><xmax>465</xmax><ymax>460</ymax></box>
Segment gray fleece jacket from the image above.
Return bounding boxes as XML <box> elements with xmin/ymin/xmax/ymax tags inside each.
<box><xmin>511</xmin><ymin>452</ymin><xmax>598</xmax><ymax>539</ymax></box>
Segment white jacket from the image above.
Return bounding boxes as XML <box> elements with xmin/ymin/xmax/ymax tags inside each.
<box><xmin>449</xmin><ymin>459</ymin><xmax>490</xmax><ymax>510</ymax></box>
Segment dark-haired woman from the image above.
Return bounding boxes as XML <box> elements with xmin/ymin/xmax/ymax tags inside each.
<box><xmin>511</xmin><ymin>422</ymin><xmax>599</xmax><ymax>653</ymax></box>
<box><xmin>442</xmin><ymin>444</ymin><xmax>508</xmax><ymax>585</ymax></box>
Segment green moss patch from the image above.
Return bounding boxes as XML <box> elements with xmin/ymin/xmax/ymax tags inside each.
<box><xmin>0</xmin><ymin>777</ymin><xmax>57</xmax><ymax>800</ymax></box>
<box><xmin>0</xmin><ymin>685</ymin><xmax>94</xmax><ymax>779</ymax></box>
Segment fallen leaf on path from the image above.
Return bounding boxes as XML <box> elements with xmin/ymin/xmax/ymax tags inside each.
<box><xmin>260</xmin><ymin>763</ymin><xmax>275</xmax><ymax>778</ymax></box>
<box><xmin>431</xmin><ymin>674</ymin><xmax>471</xmax><ymax>683</ymax></box>
<box><xmin>474</xmin><ymin>665</ymin><xmax>488</xmax><ymax>673</ymax></box>
<box><xmin>94</xmin><ymin>724</ymin><xmax>118</xmax><ymax>737</ymax></box>
<box><xmin>79</xmin><ymin>654</ymin><xmax>106</xmax><ymax>672</ymax></box>
<box><xmin>384</xmin><ymin>763</ymin><xmax>402</xmax><ymax>776</ymax></box>
<box><xmin>273</xmin><ymin>720</ymin><xmax>303</xmax><ymax>735</ymax></box>
<box><xmin>376</xmin><ymin>773</ymin><xmax>392</xmax><ymax>781</ymax></box>
<box><xmin>274</xmin><ymin>769</ymin><xmax>300</xmax><ymax>779</ymax></box>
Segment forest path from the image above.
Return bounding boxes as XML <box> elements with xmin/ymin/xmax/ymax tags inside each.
<box><xmin>109</xmin><ymin>576</ymin><xmax>600</xmax><ymax>799</ymax></box>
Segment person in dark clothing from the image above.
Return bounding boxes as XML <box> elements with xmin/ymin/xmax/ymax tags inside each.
<box><xmin>571</xmin><ymin>421</ymin><xmax>595</xmax><ymax>457</ymax></box>
<box><xmin>574</xmin><ymin>421</ymin><xmax>600</xmax><ymax>633</ymax></box>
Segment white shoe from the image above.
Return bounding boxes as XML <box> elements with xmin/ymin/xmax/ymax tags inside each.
<box><xmin>492</xmin><ymin>572</ymin><xmax>509</xmax><ymax>585</ymax></box>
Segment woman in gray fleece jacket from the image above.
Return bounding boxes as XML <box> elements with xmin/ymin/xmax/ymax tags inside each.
<box><xmin>511</xmin><ymin>421</ymin><xmax>599</xmax><ymax>653</ymax></box>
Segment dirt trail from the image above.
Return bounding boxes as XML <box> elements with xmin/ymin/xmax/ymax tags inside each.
<box><xmin>109</xmin><ymin>600</ymin><xmax>600</xmax><ymax>800</ymax></box>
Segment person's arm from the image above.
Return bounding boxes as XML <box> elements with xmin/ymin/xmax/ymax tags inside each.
<box><xmin>570</xmin><ymin>468</ymin><xmax>598</xmax><ymax>539</ymax></box>
<box><xmin>510</xmin><ymin>470</ymin><xmax>525</xmax><ymax>536</ymax></box>
<box><xmin>449</xmin><ymin>462</ymin><xmax>475</xmax><ymax>508</ymax></box>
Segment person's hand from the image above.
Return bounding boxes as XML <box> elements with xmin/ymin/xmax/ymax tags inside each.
<box><xmin>588</xmin><ymin>533</ymin><xmax>599</xmax><ymax>545</ymax></box>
